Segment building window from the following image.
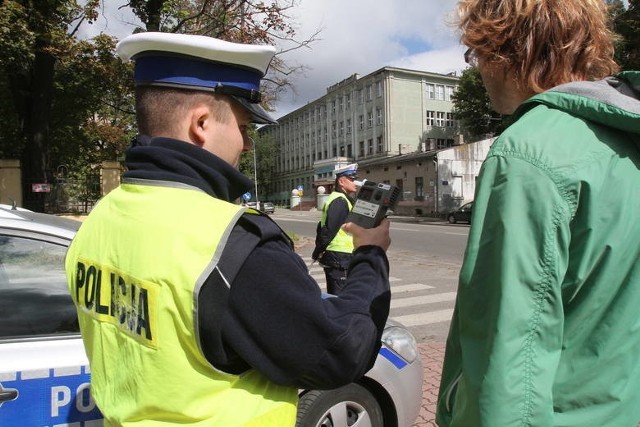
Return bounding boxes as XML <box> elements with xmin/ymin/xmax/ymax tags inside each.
<box><xmin>446</xmin><ymin>85</ymin><xmax>455</xmax><ymax>101</ymax></box>
<box><xmin>436</xmin><ymin>111</ymin><xmax>445</xmax><ymax>127</ymax></box>
<box><xmin>339</xmin><ymin>121</ymin><xmax>344</xmax><ymax>136</ymax></box>
<box><xmin>332</xmin><ymin>121</ymin><xmax>336</xmax><ymax>138</ymax></box>
<box><xmin>426</xmin><ymin>110</ymin><xmax>435</xmax><ymax>126</ymax></box>
<box><xmin>332</xmin><ymin>99</ymin><xmax>336</xmax><ymax>114</ymax></box>
<box><xmin>359</xmin><ymin>140</ymin><xmax>365</xmax><ymax>157</ymax></box>
<box><xmin>415</xmin><ymin>177</ymin><xmax>424</xmax><ymax>198</ymax></box>
<box><xmin>359</xmin><ymin>115</ymin><xmax>364</xmax><ymax>130</ymax></box>
<box><xmin>446</xmin><ymin>112</ymin><xmax>455</xmax><ymax>127</ymax></box>
<box><xmin>367</xmin><ymin>111</ymin><xmax>373</xmax><ymax>128</ymax></box>
<box><xmin>339</xmin><ymin>96</ymin><xmax>344</xmax><ymax>111</ymax></box>
<box><xmin>346</xmin><ymin>93</ymin><xmax>351</xmax><ymax>110</ymax></box>
<box><xmin>366</xmin><ymin>84</ymin><xmax>373</xmax><ymax>101</ymax></box>
<box><xmin>426</xmin><ymin>83</ymin><xmax>435</xmax><ymax>100</ymax></box>
<box><xmin>376</xmin><ymin>80</ymin><xmax>383</xmax><ymax>97</ymax></box>
<box><xmin>346</xmin><ymin>118</ymin><xmax>352</xmax><ymax>134</ymax></box>
<box><xmin>436</xmin><ymin>85</ymin><xmax>445</xmax><ymax>101</ymax></box>
<box><xmin>376</xmin><ymin>135</ymin><xmax>383</xmax><ymax>153</ymax></box>
<box><xmin>367</xmin><ymin>138</ymin><xmax>373</xmax><ymax>154</ymax></box>
<box><xmin>358</xmin><ymin>89</ymin><xmax>364</xmax><ymax>104</ymax></box>
<box><xmin>376</xmin><ymin>107</ymin><xmax>383</xmax><ymax>125</ymax></box>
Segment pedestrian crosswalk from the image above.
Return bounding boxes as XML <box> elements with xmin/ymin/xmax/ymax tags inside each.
<box><xmin>302</xmin><ymin>256</ymin><xmax>456</xmax><ymax>329</ymax></box>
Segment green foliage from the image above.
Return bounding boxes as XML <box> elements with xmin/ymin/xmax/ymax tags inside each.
<box><xmin>0</xmin><ymin>0</ymin><xmax>314</xmax><ymax>211</ymax></box>
<box><xmin>451</xmin><ymin>67</ymin><xmax>504</xmax><ymax>142</ymax></box>
<box><xmin>239</xmin><ymin>128</ymin><xmax>278</xmax><ymax>201</ymax></box>
<box><xmin>610</xmin><ymin>0</ymin><xmax>640</xmax><ymax>71</ymax></box>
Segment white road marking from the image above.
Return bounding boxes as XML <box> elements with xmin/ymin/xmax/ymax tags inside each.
<box><xmin>391</xmin><ymin>292</ymin><xmax>456</xmax><ymax>309</ymax></box>
<box><xmin>391</xmin><ymin>283</ymin><xmax>435</xmax><ymax>293</ymax></box>
<box><xmin>393</xmin><ymin>309</ymin><xmax>454</xmax><ymax>326</ymax></box>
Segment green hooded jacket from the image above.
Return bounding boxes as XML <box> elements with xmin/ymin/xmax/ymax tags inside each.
<box><xmin>437</xmin><ymin>72</ymin><xmax>640</xmax><ymax>427</ymax></box>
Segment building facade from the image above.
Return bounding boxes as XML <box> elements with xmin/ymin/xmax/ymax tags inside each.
<box><xmin>356</xmin><ymin>137</ymin><xmax>495</xmax><ymax>216</ymax></box>
<box><xmin>259</xmin><ymin>66</ymin><xmax>461</xmax><ymax>205</ymax></box>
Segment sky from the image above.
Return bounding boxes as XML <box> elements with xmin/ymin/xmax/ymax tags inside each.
<box><xmin>271</xmin><ymin>0</ymin><xmax>467</xmax><ymax>117</ymax></box>
<box><xmin>77</xmin><ymin>1</ymin><xmax>471</xmax><ymax>118</ymax></box>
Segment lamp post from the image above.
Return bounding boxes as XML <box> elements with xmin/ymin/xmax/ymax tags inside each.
<box><xmin>252</xmin><ymin>140</ymin><xmax>259</xmax><ymax>210</ymax></box>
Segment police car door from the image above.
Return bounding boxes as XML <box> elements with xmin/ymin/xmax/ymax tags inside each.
<box><xmin>0</xmin><ymin>221</ymin><xmax>103</xmax><ymax>425</ymax></box>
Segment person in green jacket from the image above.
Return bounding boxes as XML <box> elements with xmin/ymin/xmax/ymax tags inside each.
<box><xmin>437</xmin><ymin>1</ymin><xmax>640</xmax><ymax>426</ymax></box>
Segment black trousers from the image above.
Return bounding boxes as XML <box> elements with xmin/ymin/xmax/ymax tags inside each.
<box><xmin>323</xmin><ymin>266</ymin><xmax>348</xmax><ymax>294</ymax></box>
<box><xmin>319</xmin><ymin>250</ymin><xmax>352</xmax><ymax>295</ymax></box>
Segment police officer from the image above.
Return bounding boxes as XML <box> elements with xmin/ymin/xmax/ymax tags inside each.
<box><xmin>312</xmin><ymin>163</ymin><xmax>359</xmax><ymax>294</ymax></box>
<box><xmin>65</xmin><ymin>32</ymin><xmax>391</xmax><ymax>427</ymax></box>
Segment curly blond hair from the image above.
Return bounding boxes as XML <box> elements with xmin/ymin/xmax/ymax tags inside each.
<box><xmin>457</xmin><ymin>0</ymin><xmax>620</xmax><ymax>93</ymax></box>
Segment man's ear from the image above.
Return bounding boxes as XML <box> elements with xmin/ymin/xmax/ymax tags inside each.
<box><xmin>188</xmin><ymin>104</ymin><xmax>213</xmax><ymax>146</ymax></box>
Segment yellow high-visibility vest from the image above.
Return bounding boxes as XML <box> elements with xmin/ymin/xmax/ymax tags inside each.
<box><xmin>66</xmin><ymin>181</ymin><xmax>297</xmax><ymax>426</ymax></box>
<box><xmin>321</xmin><ymin>191</ymin><xmax>355</xmax><ymax>254</ymax></box>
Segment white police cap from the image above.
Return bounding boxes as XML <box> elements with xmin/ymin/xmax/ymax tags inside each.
<box><xmin>335</xmin><ymin>163</ymin><xmax>358</xmax><ymax>178</ymax></box>
<box><xmin>116</xmin><ymin>32</ymin><xmax>277</xmax><ymax>124</ymax></box>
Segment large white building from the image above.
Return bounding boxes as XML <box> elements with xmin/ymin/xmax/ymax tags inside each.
<box><xmin>259</xmin><ymin>66</ymin><xmax>461</xmax><ymax>205</ymax></box>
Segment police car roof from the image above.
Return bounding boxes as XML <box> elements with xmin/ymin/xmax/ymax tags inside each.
<box><xmin>0</xmin><ymin>208</ymin><xmax>80</xmax><ymax>240</ymax></box>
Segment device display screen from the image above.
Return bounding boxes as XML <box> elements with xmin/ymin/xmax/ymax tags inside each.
<box><xmin>358</xmin><ymin>187</ymin><xmax>374</xmax><ymax>200</ymax></box>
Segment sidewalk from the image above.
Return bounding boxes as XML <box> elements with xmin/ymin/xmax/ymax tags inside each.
<box><xmin>413</xmin><ymin>342</ymin><xmax>446</xmax><ymax>427</ymax></box>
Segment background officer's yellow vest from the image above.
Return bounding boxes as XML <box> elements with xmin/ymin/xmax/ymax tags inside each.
<box><xmin>321</xmin><ymin>191</ymin><xmax>355</xmax><ymax>254</ymax></box>
<box><xmin>66</xmin><ymin>182</ymin><xmax>297</xmax><ymax>426</ymax></box>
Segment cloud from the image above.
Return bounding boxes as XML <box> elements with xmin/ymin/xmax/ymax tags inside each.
<box><xmin>75</xmin><ymin>0</ymin><xmax>465</xmax><ymax>118</ymax></box>
<box><xmin>272</xmin><ymin>0</ymin><xmax>463</xmax><ymax>117</ymax></box>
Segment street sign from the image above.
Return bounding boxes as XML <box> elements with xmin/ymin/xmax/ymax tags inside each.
<box><xmin>242</xmin><ymin>192</ymin><xmax>251</xmax><ymax>201</ymax></box>
<box><xmin>31</xmin><ymin>183</ymin><xmax>51</xmax><ymax>193</ymax></box>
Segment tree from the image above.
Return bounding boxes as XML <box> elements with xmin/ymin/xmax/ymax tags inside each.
<box><xmin>451</xmin><ymin>67</ymin><xmax>504</xmax><ymax>142</ymax></box>
<box><xmin>0</xmin><ymin>0</ymin><xmax>317</xmax><ymax>212</ymax></box>
<box><xmin>609</xmin><ymin>0</ymin><xmax>640</xmax><ymax>71</ymax></box>
<box><xmin>238</xmin><ymin>128</ymin><xmax>278</xmax><ymax>201</ymax></box>
<box><xmin>0</xmin><ymin>0</ymin><xmax>132</xmax><ymax>211</ymax></box>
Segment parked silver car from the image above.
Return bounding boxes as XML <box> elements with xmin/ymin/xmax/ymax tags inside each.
<box><xmin>0</xmin><ymin>208</ymin><xmax>422</xmax><ymax>427</ymax></box>
<box><xmin>260</xmin><ymin>201</ymin><xmax>275</xmax><ymax>215</ymax></box>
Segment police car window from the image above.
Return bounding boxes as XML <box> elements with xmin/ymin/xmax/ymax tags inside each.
<box><xmin>0</xmin><ymin>235</ymin><xmax>78</xmax><ymax>338</ymax></box>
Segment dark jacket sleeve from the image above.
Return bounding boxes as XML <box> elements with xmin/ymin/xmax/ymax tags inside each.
<box><xmin>202</xmin><ymin>214</ymin><xmax>390</xmax><ymax>389</ymax></box>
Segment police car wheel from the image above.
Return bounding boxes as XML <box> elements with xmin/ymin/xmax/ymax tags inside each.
<box><xmin>448</xmin><ymin>214</ymin><xmax>457</xmax><ymax>224</ymax></box>
<box><xmin>296</xmin><ymin>383</ymin><xmax>383</xmax><ymax>427</ymax></box>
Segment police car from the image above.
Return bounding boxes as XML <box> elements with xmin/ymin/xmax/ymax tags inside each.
<box><xmin>0</xmin><ymin>208</ymin><xmax>423</xmax><ymax>427</ymax></box>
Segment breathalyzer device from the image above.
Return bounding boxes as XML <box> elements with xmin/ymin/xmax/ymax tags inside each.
<box><xmin>346</xmin><ymin>180</ymin><xmax>400</xmax><ymax>228</ymax></box>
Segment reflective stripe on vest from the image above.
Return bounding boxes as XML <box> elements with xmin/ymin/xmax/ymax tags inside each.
<box><xmin>321</xmin><ymin>191</ymin><xmax>354</xmax><ymax>254</ymax></box>
<box><xmin>65</xmin><ymin>181</ymin><xmax>297</xmax><ymax>426</ymax></box>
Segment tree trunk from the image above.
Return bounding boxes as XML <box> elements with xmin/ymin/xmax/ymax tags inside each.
<box><xmin>20</xmin><ymin>41</ymin><xmax>56</xmax><ymax>212</ymax></box>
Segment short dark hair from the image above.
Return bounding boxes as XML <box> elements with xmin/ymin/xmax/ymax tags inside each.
<box><xmin>135</xmin><ymin>87</ymin><xmax>232</xmax><ymax>137</ymax></box>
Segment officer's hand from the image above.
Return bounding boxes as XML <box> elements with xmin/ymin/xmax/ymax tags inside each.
<box><xmin>342</xmin><ymin>219</ymin><xmax>391</xmax><ymax>252</ymax></box>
